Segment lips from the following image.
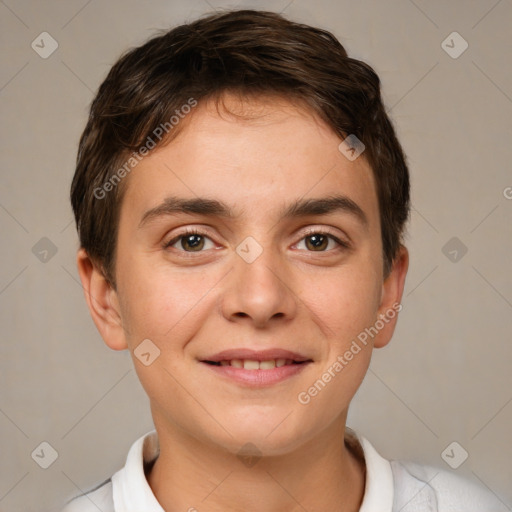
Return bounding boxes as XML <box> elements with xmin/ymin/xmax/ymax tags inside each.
<box><xmin>206</xmin><ymin>358</ymin><xmax>301</xmax><ymax>369</ymax></box>
<box><xmin>201</xmin><ymin>348</ymin><xmax>312</xmax><ymax>364</ymax></box>
<box><xmin>200</xmin><ymin>348</ymin><xmax>313</xmax><ymax>387</ymax></box>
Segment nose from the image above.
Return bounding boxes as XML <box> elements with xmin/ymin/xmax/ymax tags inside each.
<box><xmin>220</xmin><ymin>246</ymin><xmax>298</xmax><ymax>328</ymax></box>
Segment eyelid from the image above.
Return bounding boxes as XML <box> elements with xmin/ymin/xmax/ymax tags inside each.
<box><xmin>296</xmin><ymin>226</ymin><xmax>351</xmax><ymax>248</ymax></box>
<box><xmin>162</xmin><ymin>226</ymin><xmax>218</xmax><ymax>250</ymax></box>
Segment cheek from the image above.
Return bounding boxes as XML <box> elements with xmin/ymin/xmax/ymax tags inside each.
<box><xmin>301</xmin><ymin>264</ymin><xmax>381</xmax><ymax>345</ymax></box>
<box><xmin>117</xmin><ymin>266</ymin><xmax>218</xmax><ymax>347</ymax></box>
<box><xmin>295</xmin><ymin>273</ymin><xmax>379</xmax><ymax>424</ymax></box>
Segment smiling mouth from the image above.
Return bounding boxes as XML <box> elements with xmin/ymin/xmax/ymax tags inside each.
<box><xmin>200</xmin><ymin>356</ymin><xmax>313</xmax><ymax>387</ymax></box>
<box><xmin>202</xmin><ymin>359</ymin><xmax>312</xmax><ymax>370</ymax></box>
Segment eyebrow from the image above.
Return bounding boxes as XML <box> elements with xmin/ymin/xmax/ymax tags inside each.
<box><xmin>138</xmin><ymin>195</ymin><xmax>368</xmax><ymax>229</ymax></box>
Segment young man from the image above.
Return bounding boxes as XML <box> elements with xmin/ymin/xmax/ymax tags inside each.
<box><xmin>64</xmin><ymin>9</ymin><xmax>501</xmax><ymax>512</ymax></box>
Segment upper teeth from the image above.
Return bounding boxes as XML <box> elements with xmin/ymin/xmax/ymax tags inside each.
<box><xmin>220</xmin><ymin>359</ymin><xmax>293</xmax><ymax>369</ymax></box>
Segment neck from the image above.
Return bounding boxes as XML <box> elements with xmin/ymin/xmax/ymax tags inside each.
<box><xmin>146</xmin><ymin>414</ymin><xmax>365</xmax><ymax>512</ymax></box>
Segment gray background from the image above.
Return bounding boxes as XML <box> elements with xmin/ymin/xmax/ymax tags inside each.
<box><xmin>1</xmin><ymin>0</ymin><xmax>511</xmax><ymax>510</ymax></box>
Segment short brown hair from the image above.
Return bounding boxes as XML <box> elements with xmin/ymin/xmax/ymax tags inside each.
<box><xmin>71</xmin><ymin>9</ymin><xmax>410</xmax><ymax>286</ymax></box>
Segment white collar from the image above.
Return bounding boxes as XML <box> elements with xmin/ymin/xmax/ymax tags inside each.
<box><xmin>112</xmin><ymin>430</ymin><xmax>164</xmax><ymax>511</ymax></box>
<box><xmin>111</xmin><ymin>429</ymin><xmax>394</xmax><ymax>511</ymax></box>
<box><xmin>358</xmin><ymin>435</ymin><xmax>394</xmax><ymax>511</ymax></box>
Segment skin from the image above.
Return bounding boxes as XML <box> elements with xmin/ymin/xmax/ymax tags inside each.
<box><xmin>77</xmin><ymin>93</ymin><xmax>409</xmax><ymax>512</ymax></box>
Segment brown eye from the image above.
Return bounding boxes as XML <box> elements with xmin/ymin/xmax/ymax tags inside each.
<box><xmin>180</xmin><ymin>234</ymin><xmax>205</xmax><ymax>251</ymax></box>
<box><xmin>164</xmin><ymin>230</ymin><xmax>215</xmax><ymax>252</ymax></box>
<box><xmin>296</xmin><ymin>231</ymin><xmax>347</xmax><ymax>252</ymax></box>
<box><xmin>305</xmin><ymin>233</ymin><xmax>329</xmax><ymax>251</ymax></box>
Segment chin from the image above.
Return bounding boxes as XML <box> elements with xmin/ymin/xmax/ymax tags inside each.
<box><xmin>207</xmin><ymin>415</ymin><xmax>316</xmax><ymax>458</ymax></box>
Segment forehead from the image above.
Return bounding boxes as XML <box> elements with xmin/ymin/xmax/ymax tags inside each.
<box><xmin>119</xmin><ymin>93</ymin><xmax>379</xmax><ymax>228</ymax></box>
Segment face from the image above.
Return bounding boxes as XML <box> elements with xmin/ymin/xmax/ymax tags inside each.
<box><xmin>80</xmin><ymin>93</ymin><xmax>408</xmax><ymax>456</ymax></box>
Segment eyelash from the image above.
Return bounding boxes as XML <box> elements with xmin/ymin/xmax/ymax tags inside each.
<box><xmin>300</xmin><ymin>228</ymin><xmax>350</xmax><ymax>251</ymax></box>
<box><xmin>163</xmin><ymin>227</ymin><xmax>350</xmax><ymax>253</ymax></box>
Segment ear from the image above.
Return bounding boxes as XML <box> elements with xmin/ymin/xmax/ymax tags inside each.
<box><xmin>373</xmin><ymin>245</ymin><xmax>409</xmax><ymax>349</ymax></box>
<box><xmin>76</xmin><ymin>248</ymin><xmax>128</xmax><ymax>351</ymax></box>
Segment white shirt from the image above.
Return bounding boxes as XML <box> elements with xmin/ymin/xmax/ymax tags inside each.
<box><xmin>62</xmin><ymin>429</ymin><xmax>505</xmax><ymax>511</ymax></box>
